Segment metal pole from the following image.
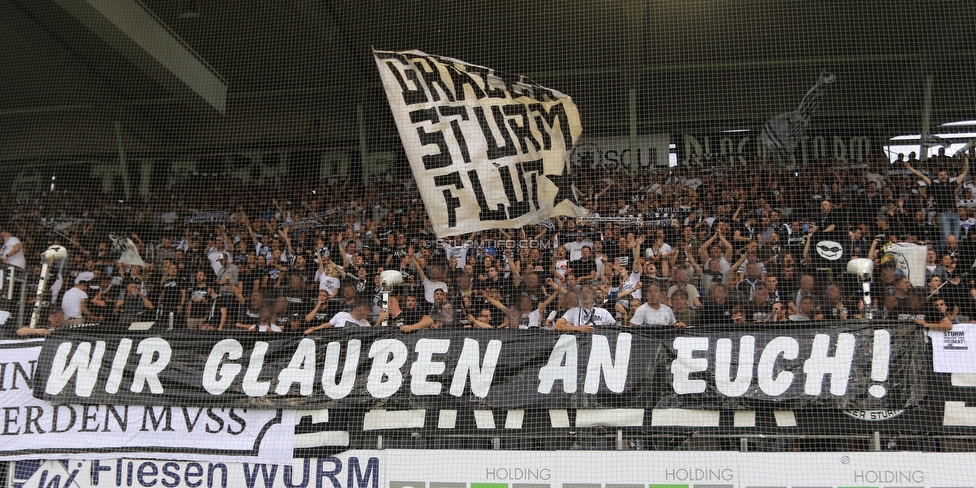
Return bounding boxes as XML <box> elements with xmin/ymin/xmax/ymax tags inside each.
<box><xmin>116</xmin><ymin>121</ymin><xmax>131</xmax><ymax>201</ymax></box>
<box><xmin>920</xmin><ymin>75</ymin><xmax>933</xmax><ymax>162</ymax></box>
<box><xmin>358</xmin><ymin>104</ymin><xmax>367</xmax><ymax>182</ymax></box>
<box><xmin>28</xmin><ymin>261</ymin><xmax>53</xmax><ymax>329</ymax></box>
<box><xmin>872</xmin><ymin>431</ymin><xmax>882</xmax><ymax>451</ymax></box>
<box><xmin>5</xmin><ymin>268</ymin><xmax>13</xmax><ymax>301</ymax></box>
<box><xmin>17</xmin><ymin>270</ymin><xmax>28</xmax><ymax>328</ymax></box>
<box><xmin>629</xmin><ymin>88</ymin><xmax>638</xmax><ymax>172</ymax></box>
<box><xmin>617</xmin><ymin>429</ymin><xmax>624</xmax><ymax>451</ymax></box>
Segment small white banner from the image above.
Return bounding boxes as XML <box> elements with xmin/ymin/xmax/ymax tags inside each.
<box><xmin>374</xmin><ymin>49</ymin><xmax>588</xmax><ymax>237</ymax></box>
<box><xmin>929</xmin><ymin>323</ymin><xmax>976</xmax><ymax>373</ymax></box>
<box><xmin>0</xmin><ymin>341</ymin><xmax>295</xmax><ymax>463</ymax></box>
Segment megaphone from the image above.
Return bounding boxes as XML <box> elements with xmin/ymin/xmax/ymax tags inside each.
<box><xmin>40</xmin><ymin>245</ymin><xmax>67</xmax><ymax>263</ymax></box>
<box><xmin>377</xmin><ymin>270</ymin><xmax>403</xmax><ymax>327</ymax></box>
<box><xmin>846</xmin><ymin>258</ymin><xmax>874</xmax><ymax>282</ymax></box>
<box><xmin>847</xmin><ymin>258</ymin><xmax>876</xmax><ymax>320</ymax></box>
<box><xmin>28</xmin><ymin>245</ymin><xmax>69</xmax><ymax>329</ymax></box>
<box><xmin>380</xmin><ymin>270</ymin><xmax>403</xmax><ymax>289</ymax></box>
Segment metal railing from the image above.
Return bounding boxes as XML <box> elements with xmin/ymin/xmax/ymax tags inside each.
<box><xmin>0</xmin><ymin>265</ymin><xmax>31</xmax><ymax>329</ymax></box>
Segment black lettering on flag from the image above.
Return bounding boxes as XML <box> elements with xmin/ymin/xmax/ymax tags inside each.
<box><xmin>474</xmin><ymin>106</ymin><xmax>518</xmax><ymax>161</ymax></box>
<box><xmin>492</xmin><ymin>71</ymin><xmax>521</xmax><ymax>96</ymax></box>
<box><xmin>383</xmin><ymin>60</ymin><xmax>428</xmax><ymax>106</ymax></box>
<box><xmin>465</xmin><ymin>66</ymin><xmax>508</xmax><ymax>99</ymax></box>
<box><xmin>467</xmin><ymin>170</ymin><xmax>508</xmax><ymax>221</ymax></box>
<box><xmin>529</xmin><ymin>103</ymin><xmax>573</xmax><ymax>150</ymax></box>
<box><xmin>437</xmin><ymin>106</ymin><xmax>472</xmax><ymax>164</ymax></box>
<box><xmin>521</xmin><ymin>159</ymin><xmax>544</xmax><ymax>211</ymax></box>
<box><xmin>528</xmin><ymin>85</ymin><xmax>559</xmax><ymax>103</ymax></box>
<box><xmin>503</xmin><ymin>104</ymin><xmax>543</xmax><ymax>154</ymax></box>
<box><xmin>498</xmin><ymin>166</ymin><xmax>530</xmax><ymax>218</ymax></box>
<box><xmin>434</xmin><ymin>172</ymin><xmax>464</xmax><ymax>228</ymax></box>
<box><xmin>498</xmin><ymin>160</ymin><xmax>543</xmax><ymax>218</ymax></box>
<box><xmin>409</xmin><ymin>108</ymin><xmax>453</xmax><ymax>170</ymax></box>
<box><xmin>446</xmin><ymin>64</ymin><xmax>487</xmax><ymax>101</ymax></box>
<box><xmin>409</xmin><ymin>56</ymin><xmax>456</xmax><ymax>102</ymax></box>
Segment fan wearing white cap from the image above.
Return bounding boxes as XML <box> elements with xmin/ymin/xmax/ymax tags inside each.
<box><xmin>61</xmin><ymin>277</ymin><xmax>104</xmax><ymax>326</ymax></box>
<box><xmin>75</xmin><ymin>271</ymin><xmax>95</xmax><ymax>284</ymax></box>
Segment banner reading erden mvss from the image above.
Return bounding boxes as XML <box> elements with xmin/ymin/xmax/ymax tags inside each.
<box><xmin>374</xmin><ymin>49</ymin><xmax>588</xmax><ymax>238</ymax></box>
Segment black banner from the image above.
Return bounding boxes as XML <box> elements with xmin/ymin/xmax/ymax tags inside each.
<box><xmin>32</xmin><ymin>324</ymin><xmax>923</xmax><ymax>411</ymax></box>
<box><xmin>660</xmin><ymin>323</ymin><xmax>924</xmax><ymax>410</ymax></box>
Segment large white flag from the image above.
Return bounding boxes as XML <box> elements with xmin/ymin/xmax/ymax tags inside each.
<box><xmin>374</xmin><ymin>49</ymin><xmax>588</xmax><ymax>237</ymax></box>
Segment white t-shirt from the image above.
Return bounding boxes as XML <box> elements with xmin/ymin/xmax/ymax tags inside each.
<box><xmin>316</xmin><ymin>273</ymin><xmax>341</xmax><ymax>295</ymax></box>
<box><xmin>561</xmin><ymin>306</ymin><xmax>615</xmax><ymax>327</ymax></box>
<box><xmin>330</xmin><ymin>311</ymin><xmax>371</xmax><ymax>328</ymax></box>
<box><xmin>443</xmin><ymin>242</ymin><xmax>471</xmax><ymax>268</ymax></box>
<box><xmin>667</xmin><ymin>284</ymin><xmax>700</xmax><ymax>304</ymax></box>
<box><xmin>515</xmin><ymin>309</ymin><xmax>542</xmax><ymax>329</ymax></box>
<box><xmin>248</xmin><ymin>323</ymin><xmax>282</xmax><ymax>333</ymax></box>
<box><xmin>564</xmin><ymin>240</ymin><xmax>594</xmax><ymax>261</ymax></box>
<box><xmin>706</xmin><ymin>257</ymin><xmax>732</xmax><ymax>274</ymax></box>
<box><xmin>619</xmin><ymin>272</ymin><xmax>642</xmax><ymax>301</ymax></box>
<box><xmin>554</xmin><ymin>259</ymin><xmax>569</xmax><ymax>279</ymax></box>
<box><xmin>645</xmin><ymin>243</ymin><xmax>673</xmax><ymax>259</ymax></box>
<box><xmin>207</xmin><ymin>249</ymin><xmax>226</xmax><ymax>275</ymax></box>
<box><xmin>61</xmin><ymin>287</ymin><xmax>88</xmax><ymax>319</ymax></box>
<box><xmin>2</xmin><ymin>236</ymin><xmax>26</xmax><ymax>269</ymax></box>
<box><xmin>423</xmin><ymin>277</ymin><xmax>448</xmax><ymax>304</ymax></box>
<box><xmin>630</xmin><ymin>303</ymin><xmax>676</xmax><ymax>327</ymax></box>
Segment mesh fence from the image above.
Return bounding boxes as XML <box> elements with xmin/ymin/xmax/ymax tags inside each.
<box><xmin>2</xmin><ymin>1</ymin><xmax>976</xmax><ymax>487</ymax></box>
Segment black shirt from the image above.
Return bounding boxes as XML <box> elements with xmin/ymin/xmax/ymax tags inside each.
<box><xmin>570</xmin><ymin>257</ymin><xmax>597</xmax><ymax>280</ymax></box>
<box><xmin>700</xmin><ymin>299</ymin><xmax>735</xmax><ymax>325</ymax></box>
<box><xmin>928</xmin><ymin>180</ymin><xmax>957</xmax><ymax>213</ymax></box>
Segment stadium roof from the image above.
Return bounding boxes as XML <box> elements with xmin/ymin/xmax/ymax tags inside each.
<box><xmin>1</xmin><ymin>0</ymin><xmax>975</xmax><ymax>160</ymax></box>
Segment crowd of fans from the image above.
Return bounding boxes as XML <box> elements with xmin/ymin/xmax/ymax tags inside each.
<box><xmin>7</xmin><ymin>148</ymin><xmax>975</xmax><ymax>336</ymax></box>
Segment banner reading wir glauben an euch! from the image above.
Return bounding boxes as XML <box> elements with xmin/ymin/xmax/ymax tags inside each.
<box><xmin>31</xmin><ymin>325</ymin><xmax>923</xmax><ymax>410</ymax></box>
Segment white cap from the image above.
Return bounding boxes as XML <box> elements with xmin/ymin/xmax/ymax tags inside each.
<box><xmin>75</xmin><ymin>271</ymin><xmax>95</xmax><ymax>284</ymax></box>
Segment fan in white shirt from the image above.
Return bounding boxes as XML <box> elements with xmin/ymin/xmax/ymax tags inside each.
<box><xmin>237</xmin><ymin>305</ymin><xmax>282</xmax><ymax>333</ymax></box>
<box><xmin>305</xmin><ymin>301</ymin><xmax>376</xmax><ymax>334</ymax></box>
<box><xmin>0</xmin><ymin>231</ymin><xmax>26</xmax><ymax>269</ymax></box>
<box><xmin>630</xmin><ymin>282</ymin><xmax>685</xmax><ymax>329</ymax></box>
<box><xmin>554</xmin><ymin>285</ymin><xmax>615</xmax><ymax>333</ymax></box>
<box><xmin>315</xmin><ymin>257</ymin><xmax>344</xmax><ymax>297</ymax></box>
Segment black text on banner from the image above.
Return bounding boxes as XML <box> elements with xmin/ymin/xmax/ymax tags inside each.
<box><xmin>373</xmin><ymin>49</ymin><xmax>588</xmax><ymax>237</ymax></box>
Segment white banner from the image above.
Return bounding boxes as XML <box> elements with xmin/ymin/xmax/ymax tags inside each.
<box><xmin>929</xmin><ymin>323</ymin><xmax>976</xmax><ymax>373</ymax></box>
<box><xmin>374</xmin><ymin>49</ymin><xmax>588</xmax><ymax>237</ymax></box>
<box><xmin>0</xmin><ymin>341</ymin><xmax>295</xmax><ymax>463</ymax></box>
<box><xmin>10</xmin><ymin>451</ymin><xmax>976</xmax><ymax>488</ymax></box>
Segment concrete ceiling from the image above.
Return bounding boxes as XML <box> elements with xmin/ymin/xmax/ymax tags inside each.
<box><xmin>1</xmin><ymin>0</ymin><xmax>975</xmax><ymax>161</ymax></box>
